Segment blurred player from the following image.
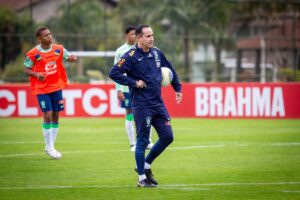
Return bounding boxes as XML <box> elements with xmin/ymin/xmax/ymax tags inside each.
<box><xmin>109</xmin><ymin>25</ymin><xmax>182</xmax><ymax>187</ymax></box>
<box><xmin>24</xmin><ymin>26</ymin><xmax>77</xmax><ymax>159</ymax></box>
<box><xmin>114</xmin><ymin>26</ymin><xmax>154</xmax><ymax>152</ymax></box>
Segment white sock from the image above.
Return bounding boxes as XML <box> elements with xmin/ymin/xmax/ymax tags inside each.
<box><xmin>144</xmin><ymin>162</ymin><xmax>151</xmax><ymax>169</ymax></box>
<box><xmin>138</xmin><ymin>174</ymin><xmax>147</xmax><ymax>181</ymax></box>
<box><xmin>42</xmin><ymin>128</ymin><xmax>52</xmax><ymax>151</ymax></box>
<box><xmin>125</xmin><ymin>120</ymin><xmax>135</xmax><ymax>146</ymax></box>
<box><xmin>51</xmin><ymin>127</ymin><xmax>58</xmax><ymax>149</ymax></box>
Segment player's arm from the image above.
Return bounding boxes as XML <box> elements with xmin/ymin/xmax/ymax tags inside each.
<box><xmin>24</xmin><ymin>57</ymin><xmax>45</xmax><ymax>81</ymax></box>
<box><xmin>160</xmin><ymin>52</ymin><xmax>182</xmax><ymax>92</ymax></box>
<box><xmin>63</xmin><ymin>48</ymin><xmax>77</xmax><ymax>62</ymax></box>
<box><xmin>113</xmin><ymin>50</ymin><xmax>125</xmax><ymax>100</ymax></box>
<box><xmin>109</xmin><ymin>55</ymin><xmax>144</xmax><ymax>88</ymax></box>
<box><xmin>160</xmin><ymin>52</ymin><xmax>182</xmax><ymax>104</ymax></box>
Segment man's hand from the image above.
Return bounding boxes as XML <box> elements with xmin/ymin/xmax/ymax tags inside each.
<box><xmin>136</xmin><ymin>80</ymin><xmax>146</xmax><ymax>88</ymax></box>
<box><xmin>68</xmin><ymin>55</ymin><xmax>77</xmax><ymax>63</ymax></box>
<box><xmin>117</xmin><ymin>91</ymin><xmax>125</xmax><ymax>101</ymax></box>
<box><xmin>36</xmin><ymin>72</ymin><xmax>46</xmax><ymax>81</ymax></box>
<box><xmin>175</xmin><ymin>92</ymin><xmax>183</xmax><ymax>104</ymax></box>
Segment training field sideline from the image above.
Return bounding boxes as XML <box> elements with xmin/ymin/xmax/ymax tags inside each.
<box><xmin>0</xmin><ymin>118</ymin><xmax>299</xmax><ymax>200</ymax></box>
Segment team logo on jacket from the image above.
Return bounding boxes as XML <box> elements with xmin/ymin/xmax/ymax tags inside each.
<box><xmin>146</xmin><ymin>116</ymin><xmax>152</xmax><ymax>128</ymax></box>
<box><xmin>165</xmin><ymin>121</ymin><xmax>171</xmax><ymax>126</ymax></box>
<box><xmin>45</xmin><ymin>61</ymin><xmax>57</xmax><ymax>76</ymax></box>
<box><xmin>156</xmin><ymin>61</ymin><xmax>161</xmax><ymax>68</ymax></box>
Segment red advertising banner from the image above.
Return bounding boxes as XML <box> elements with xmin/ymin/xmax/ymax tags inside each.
<box><xmin>0</xmin><ymin>83</ymin><xmax>300</xmax><ymax>118</ymax></box>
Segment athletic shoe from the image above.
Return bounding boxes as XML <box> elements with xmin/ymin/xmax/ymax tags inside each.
<box><xmin>130</xmin><ymin>145</ymin><xmax>136</xmax><ymax>152</ymax></box>
<box><xmin>146</xmin><ymin>142</ymin><xmax>154</xmax><ymax>150</ymax></box>
<box><xmin>46</xmin><ymin>149</ymin><xmax>62</xmax><ymax>159</ymax></box>
<box><xmin>137</xmin><ymin>178</ymin><xmax>156</xmax><ymax>188</ymax></box>
<box><xmin>134</xmin><ymin>168</ymin><xmax>158</xmax><ymax>185</ymax></box>
<box><xmin>145</xmin><ymin>169</ymin><xmax>158</xmax><ymax>185</ymax></box>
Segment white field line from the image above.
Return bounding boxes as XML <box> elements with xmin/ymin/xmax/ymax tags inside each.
<box><xmin>0</xmin><ymin>141</ymin><xmax>126</xmax><ymax>145</ymax></box>
<box><xmin>1</xmin><ymin>142</ymin><xmax>300</xmax><ymax>158</ymax></box>
<box><xmin>164</xmin><ymin>182</ymin><xmax>300</xmax><ymax>187</ymax></box>
<box><xmin>281</xmin><ymin>190</ymin><xmax>300</xmax><ymax>193</ymax></box>
<box><xmin>0</xmin><ymin>144</ymin><xmax>239</xmax><ymax>158</ymax></box>
<box><xmin>1</xmin><ymin>141</ymin><xmax>300</xmax><ymax>146</ymax></box>
<box><xmin>0</xmin><ymin>182</ymin><xmax>299</xmax><ymax>190</ymax></box>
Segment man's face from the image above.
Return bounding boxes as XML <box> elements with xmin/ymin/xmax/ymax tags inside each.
<box><xmin>39</xmin><ymin>29</ymin><xmax>53</xmax><ymax>45</ymax></box>
<box><xmin>126</xmin><ymin>30</ymin><xmax>136</xmax><ymax>45</ymax></box>
<box><xmin>138</xmin><ymin>27</ymin><xmax>154</xmax><ymax>50</ymax></box>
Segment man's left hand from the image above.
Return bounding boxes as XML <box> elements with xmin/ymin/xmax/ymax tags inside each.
<box><xmin>175</xmin><ymin>92</ymin><xmax>183</xmax><ymax>104</ymax></box>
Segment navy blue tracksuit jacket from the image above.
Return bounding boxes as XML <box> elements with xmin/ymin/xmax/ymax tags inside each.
<box><xmin>109</xmin><ymin>45</ymin><xmax>181</xmax><ymax>108</ymax></box>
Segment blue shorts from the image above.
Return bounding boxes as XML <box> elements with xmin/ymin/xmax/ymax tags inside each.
<box><xmin>37</xmin><ymin>90</ymin><xmax>64</xmax><ymax>112</ymax></box>
<box><xmin>121</xmin><ymin>92</ymin><xmax>131</xmax><ymax>109</ymax></box>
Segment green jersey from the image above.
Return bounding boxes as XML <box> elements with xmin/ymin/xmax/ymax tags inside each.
<box><xmin>114</xmin><ymin>43</ymin><xmax>135</xmax><ymax>93</ymax></box>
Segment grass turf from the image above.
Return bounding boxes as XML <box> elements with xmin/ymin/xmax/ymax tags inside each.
<box><xmin>0</xmin><ymin>118</ymin><xmax>299</xmax><ymax>200</ymax></box>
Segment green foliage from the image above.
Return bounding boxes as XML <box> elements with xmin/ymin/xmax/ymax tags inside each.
<box><xmin>1</xmin><ymin>54</ymin><xmax>28</xmax><ymax>82</ymax></box>
<box><xmin>0</xmin><ymin>7</ymin><xmax>31</xmax><ymax>70</ymax></box>
<box><xmin>278</xmin><ymin>68</ymin><xmax>300</xmax><ymax>82</ymax></box>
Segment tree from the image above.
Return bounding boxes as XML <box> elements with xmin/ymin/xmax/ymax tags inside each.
<box><xmin>46</xmin><ymin>0</ymin><xmax>120</xmax><ymax>79</ymax></box>
<box><xmin>143</xmin><ymin>0</ymin><xmax>233</xmax><ymax>82</ymax></box>
<box><xmin>0</xmin><ymin>7</ymin><xmax>25</xmax><ymax>71</ymax></box>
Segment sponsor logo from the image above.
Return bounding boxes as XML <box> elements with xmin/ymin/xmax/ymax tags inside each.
<box><xmin>45</xmin><ymin>61</ymin><xmax>57</xmax><ymax>76</ymax></box>
<box><xmin>138</xmin><ymin>57</ymin><xmax>143</xmax><ymax>62</ymax></box>
<box><xmin>195</xmin><ymin>87</ymin><xmax>286</xmax><ymax>117</ymax></box>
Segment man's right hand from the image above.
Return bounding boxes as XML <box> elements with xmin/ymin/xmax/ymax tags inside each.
<box><xmin>36</xmin><ymin>72</ymin><xmax>46</xmax><ymax>81</ymax></box>
<box><xmin>117</xmin><ymin>91</ymin><xmax>125</xmax><ymax>101</ymax></box>
<box><xmin>136</xmin><ymin>80</ymin><xmax>146</xmax><ymax>88</ymax></box>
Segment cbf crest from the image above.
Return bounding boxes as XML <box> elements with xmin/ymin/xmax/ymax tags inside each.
<box><xmin>145</xmin><ymin>116</ymin><xmax>152</xmax><ymax>128</ymax></box>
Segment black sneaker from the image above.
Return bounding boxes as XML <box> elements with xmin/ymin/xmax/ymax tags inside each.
<box><xmin>137</xmin><ymin>178</ymin><xmax>156</xmax><ymax>188</ymax></box>
<box><xmin>145</xmin><ymin>169</ymin><xmax>158</xmax><ymax>185</ymax></box>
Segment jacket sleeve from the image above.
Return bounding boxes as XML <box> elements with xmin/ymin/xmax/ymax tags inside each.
<box><xmin>160</xmin><ymin>52</ymin><xmax>182</xmax><ymax>93</ymax></box>
<box><xmin>109</xmin><ymin>54</ymin><xmax>136</xmax><ymax>88</ymax></box>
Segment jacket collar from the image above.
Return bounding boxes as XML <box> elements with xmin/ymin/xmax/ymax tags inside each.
<box><xmin>135</xmin><ymin>44</ymin><xmax>152</xmax><ymax>54</ymax></box>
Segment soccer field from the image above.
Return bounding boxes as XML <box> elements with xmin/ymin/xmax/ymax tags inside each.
<box><xmin>0</xmin><ymin>118</ymin><xmax>299</xmax><ymax>200</ymax></box>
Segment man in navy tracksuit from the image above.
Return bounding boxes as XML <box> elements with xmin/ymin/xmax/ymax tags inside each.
<box><xmin>109</xmin><ymin>24</ymin><xmax>183</xmax><ymax>187</ymax></box>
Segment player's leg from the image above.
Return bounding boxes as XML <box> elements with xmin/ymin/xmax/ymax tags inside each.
<box><xmin>122</xmin><ymin>92</ymin><xmax>136</xmax><ymax>151</ymax></box>
<box><xmin>147</xmin><ymin>126</ymin><xmax>154</xmax><ymax>150</ymax></box>
<box><xmin>37</xmin><ymin>93</ymin><xmax>52</xmax><ymax>151</ymax></box>
<box><xmin>133</xmin><ymin>108</ymin><xmax>155</xmax><ymax>187</ymax></box>
<box><xmin>144</xmin><ymin>107</ymin><xmax>173</xmax><ymax>185</ymax></box>
<box><xmin>49</xmin><ymin>90</ymin><xmax>64</xmax><ymax>158</ymax></box>
<box><xmin>37</xmin><ymin>93</ymin><xmax>60</xmax><ymax>159</ymax></box>
<box><xmin>125</xmin><ymin>108</ymin><xmax>136</xmax><ymax>151</ymax></box>
<box><xmin>42</xmin><ymin>111</ymin><xmax>52</xmax><ymax>151</ymax></box>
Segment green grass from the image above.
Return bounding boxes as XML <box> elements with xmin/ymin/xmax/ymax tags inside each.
<box><xmin>0</xmin><ymin>118</ymin><xmax>300</xmax><ymax>200</ymax></box>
